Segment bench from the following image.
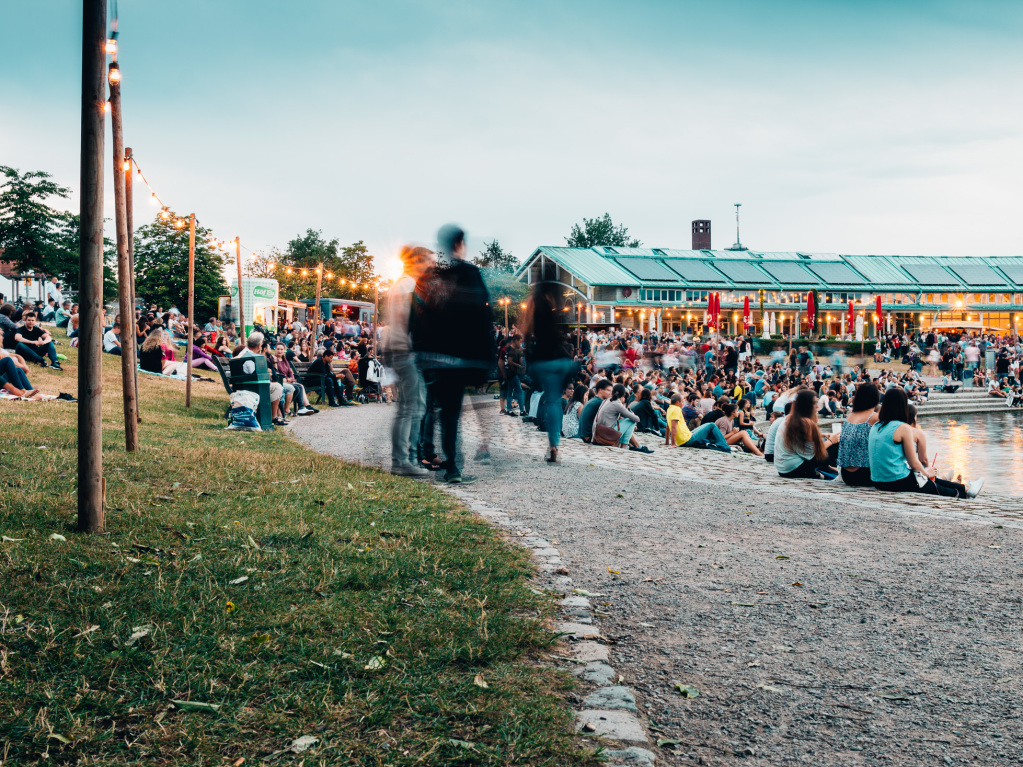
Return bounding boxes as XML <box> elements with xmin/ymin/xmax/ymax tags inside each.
<box><xmin>288</xmin><ymin>358</ymin><xmax>379</xmax><ymax>404</ymax></box>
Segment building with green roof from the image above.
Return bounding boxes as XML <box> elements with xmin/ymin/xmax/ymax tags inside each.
<box><xmin>514</xmin><ymin>246</ymin><xmax>1023</xmax><ymax>336</ymax></box>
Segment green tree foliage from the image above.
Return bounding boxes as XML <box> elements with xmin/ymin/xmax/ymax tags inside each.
<box><xmin>473</xmin><ymin>240</ymin><xmax>519</xmax><ymax>273</ymax></box>
<box><xmin>268</xmin><ymin>229</ymin><xmax>377</xmax><ymax>303</ymax></box>
<box><xmin>0</xmin><ymin>165</ymin><xmax>72</xmax><ymax>275</ymax></box>
<box><xmin>51</xmin><ymin>212</ymin><xmax>118</xmax><ymax>304</ymax></box>
<box><xmin>565</xmin><ymin>213</ymin><xmax>641</xmax><ymax>248</ymax></box>
<box><xmin>133</xmin><ymin>213</ymin><xmax>228</xmax><ymax>318</ymax></box>
<box><xmin>479</xmin><ymin>268</ymin><xmax>531</xmax><ymax>326</ymax></box>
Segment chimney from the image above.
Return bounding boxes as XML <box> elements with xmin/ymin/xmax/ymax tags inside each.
<box><xmin>692</xmin><ymin>220</ymin><xmax>711</xmax><ymax>250</ymax></box>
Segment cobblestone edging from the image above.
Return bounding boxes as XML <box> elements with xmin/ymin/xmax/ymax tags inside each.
<box><xmin>448</xmin><ymin>490</ymin><xmax>659</xmax><ymax>767</ymax></box>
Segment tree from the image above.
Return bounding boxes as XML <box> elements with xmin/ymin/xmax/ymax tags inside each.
<box><xmin>51</xmin><ymin>212</ymin><xmax>118</xmax><ymax>304</ymax></box>
<box><xmin>479</xmin><ymin>268</ymin><xmax>531</xmax><ymax>326</ymax></box>
<box><xmin>565</xmin><ymin>213</ymin><xmax>641</xmax><ymax>249</ymax></box>
<box><xmin>245</xmin><ymin>247</ymin><xmax>283</xmax><ymax>279</ymax></box>
<box><xmin>267</xmin><ymin>229</ymin><xmax>377</xmax><ymax>303</ymax></box>
<box><xmin>473</xmin><ymin>240</ymin><xmax>518</xmax><ymax>273</ymax></box>
<box><xmin>0</xmin><ymin>165</ymin><xmax>72</xmax><ymax>275</ymax></box>
<box><xmin>133</xmin><ymin>213</ymin><xmax>228</xmax><ymax>318</ymax></box>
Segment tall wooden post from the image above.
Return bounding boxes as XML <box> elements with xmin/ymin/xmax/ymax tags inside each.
<box><xmin>312</xmin><ymin>264</ymin><xmax>324</xmax><ymax>346</ymax></box>
<box><xmin>185</xmin><ymin>214</ymin><xmax>195</xmax><ymax>407</ymax></box>
<box><xmin>235</xmin><ymin>236</ymin><xmax>245</xmax><ymax>343</ymax></box>
<box><xmin>125</xmin><ymin>147</ymin><xmax>140</xmax><ymax>421</ymax></box>
<box><xmin>78</xmin><ymin>0</ymin><xmax>107</xmax><ymax>534</ymax></box>
<box><xmin>109</xmin><ymin>65</ymin><xmax>139</xmax><ymax>450</ymax></box>
<box><xmin>373</xmin><ymin>279</ymin><xmax>380</xmax><ymax>351</ymax></box>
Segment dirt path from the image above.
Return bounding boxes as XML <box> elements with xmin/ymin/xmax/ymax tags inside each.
<box><xmin>290</xmin><ymin>401</ymin><xmax>1023</xmax><ymax>766</ymax></box>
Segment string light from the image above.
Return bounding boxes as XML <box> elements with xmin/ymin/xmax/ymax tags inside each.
<box><xmin>105</xmin><ymin>38</ymin><xmax>117</xmax><ymax>55</ymax></box>
<box><xmin>108</xmin><ymin>62</ymin><xmax>121</xmax><ymax>85</ymax></box>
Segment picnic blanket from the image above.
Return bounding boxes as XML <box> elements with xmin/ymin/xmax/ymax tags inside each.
<box><xmin>137</xmin><ymin>368</ymin><xmax>215</xmax><ymax>383</ymax></box>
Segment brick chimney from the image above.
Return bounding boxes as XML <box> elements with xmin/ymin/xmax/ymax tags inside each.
<box><xmin>692</xmin><ymin>220</ymin><xmax>710</xmax><ymax>250</ymax></box>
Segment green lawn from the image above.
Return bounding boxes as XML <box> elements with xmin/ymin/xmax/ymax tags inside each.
<box><xmin>0</xmin><ymin>346</ymin><xmax>598</xmax><ymax>766</ymax></box>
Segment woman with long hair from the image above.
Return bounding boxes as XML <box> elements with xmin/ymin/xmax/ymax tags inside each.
<box><xmin>775</xmin><ymin>389</ymin><xmax>837</xmax><ymax>479</ymax></box>
<box><xmin>595</xmin><ymin>383</ymin><xmax>652</xmax><ymax>452</ymax></box>
<box><xmin>522</xmin><ymin>278</ymin><xmax>576</xmax><ymax>463</ymax></box>
<box><xmin>867</xmin><ymin>388</ymin><xmax>980</xmax><ymax>497</ymax></box>
<box><xmin>715</xmin><ymin>402</ymin><xmax>764</xmax><ymax>456</ymax></box>
<box><xmin>836</xmin><ymin>382</ymin><xmax>880</xmax><ymax>487</ymax></box>
<box><xmin>562</xmin><ymin>383</ymin><xmax>587</xmax><ymax>438</ymax></box>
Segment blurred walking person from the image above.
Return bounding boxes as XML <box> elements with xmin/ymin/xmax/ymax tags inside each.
<box><xmin>523</xmin><ymin>275</ymin><xmax>576</xmax><ymax>463</ymax></box>
<box><xmin>384</xmin><ymin>245</ymin><xmax>435</xmax><ymax>476</ymax></box>
<box><xmin>411</xmin><ymin>225</ymin><xmax>496</xmax><ymax>485</ymax></box>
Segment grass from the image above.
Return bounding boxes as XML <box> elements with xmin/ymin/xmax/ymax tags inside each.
<box><xmin>0</xmin><ymin>345</ymin><xmax>599</xmax><ymax>766</ymax></box>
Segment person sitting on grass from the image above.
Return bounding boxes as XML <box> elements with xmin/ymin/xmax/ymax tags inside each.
<box><xmin>103</xmin><ymin>322</ymin><xmax>122</xmax><ymax>355</ymax></box>
<box><xmin>54</xmin><ymin>300</ymin><xmax>73</xmax><ymax>329</ymax></box>
<box><xmin>140</xmin><ymin>328</ymin><xmax>186</xmax><ymax>376</ymax></box>
<box><xmin>188</xmin><ymin>329</ymin><xmax>220</xmax><ymax>372</ymax></box>
<box><xmin>0</xmin><ymin>347</ymin><xmax>43</xmax><ymax>399</ymax></box>
<box><xmin>13</xmin><ymin>312</ymin><xmax>62</xmax><ymax>370</ymax></box>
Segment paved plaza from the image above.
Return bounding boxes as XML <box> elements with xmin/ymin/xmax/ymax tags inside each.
<box><xmin>291</xmin><ymin>401</ymin><xmax>1023</xmax><ymax>766</ymax></box>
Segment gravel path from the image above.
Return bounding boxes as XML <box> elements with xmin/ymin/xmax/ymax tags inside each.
<box><xmin>291</xmin><ymin>401</ymin><xmax>1023</xmax><ymax>766</ymax></box>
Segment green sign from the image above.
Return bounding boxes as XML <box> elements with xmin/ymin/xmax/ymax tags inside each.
<box><xmin>230</xmin><ymin>286</ymin><xmax>238</xmax><ymax>297</ymax></box>
<box><xmin>253</xmin><ymin>285</ymin><xmax>276</xmax><ymax>300</ymax></box>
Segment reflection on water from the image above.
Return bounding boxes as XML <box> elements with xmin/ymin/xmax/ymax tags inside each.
<box><xmin>921</xmin><ymin>411</ymin><xmax>1023</xmax><ymax>497</ymax></box>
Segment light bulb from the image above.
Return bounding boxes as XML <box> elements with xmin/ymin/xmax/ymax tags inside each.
<box><xmin>105</xmin><ymin>38</ymin><xmax>117</xmax><ymax>55</ymax></box>
<box><xmin>122</xmin><ymin>160</ymin><xmax>130</xmax><ymax>172</ymax></box>
<box><xmin>108</xmin><ymin>63</ymin><xmax>121</xmax><ymax>85</ymax></box>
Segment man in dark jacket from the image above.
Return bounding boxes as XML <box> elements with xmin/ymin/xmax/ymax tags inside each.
<box><xmin>411</xmin><ymin>225</ymin><xmax>496</xmax><ymax>485</ymax></box>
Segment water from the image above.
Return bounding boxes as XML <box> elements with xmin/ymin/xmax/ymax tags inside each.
<box><xmin>921</xmin><ymin>411</ymin><xmax>1023</xmax><ymax>497</ymax></box>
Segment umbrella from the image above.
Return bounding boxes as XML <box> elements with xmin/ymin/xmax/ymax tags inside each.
<box><xmin>847</xmin><ymin>300</ymin><xmax>855</xmax><ymax>335</ymax></box>
<box><xmin>806</xmin><ymin>291</ymin><xmax>816</xmax><ymax>330</ymax></box>
<box><xmin>875</xmin><ymin>295</ymin><xmax>884</xmax><ymax>333</ymax></box>
<box><xmin>708</xmin><ymin>292</ymin><xmax>718</xmax><ymax>329</ymax></box>
<box><xmin>743</xmin><ymin>295</ymin><xmax>751</xmax><ymax>329</ymax></box>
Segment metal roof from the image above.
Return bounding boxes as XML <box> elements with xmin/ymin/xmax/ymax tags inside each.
<box><xmin>518</xmin><ymin>246</ymin><xmax>1023</xmax><ymax>293</ymax></box>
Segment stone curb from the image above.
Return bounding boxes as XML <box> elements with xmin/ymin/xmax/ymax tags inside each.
<box><xmin>449</xmin><ymin>491</ymin><xmax>657</xmax><ymax>767</ymax></box>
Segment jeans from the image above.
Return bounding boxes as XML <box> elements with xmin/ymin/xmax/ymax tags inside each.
<box><xmin>617</xmin><ymin>417</ymin><xmax>637</xmax><ymax>446</ymax></box>
<box><xmin>105</xmin><ymin>346</ymin><xmax>122</xmax><ymax>356</ymax></box>
<box><xmin>506</xmin><ymin>374</ymin><xmax>526</xmax><ymax>414</ymax></box>
<box><xmin>391</xmin><ymin>353</ymin><xmax>425</xmax><ymax>464</ymax></box>
<box><xmin>0</xmin><ymin>357</ymin><xmax>32</xmax><ymax>390</ymax></box>
<box><xmin>531</xmin><ymin>358</ymin><xmax>576</xmax><ymax>448</ymax></box>
<box><xmin>418</xmin><ymin>376</ymin><xmax>439</xmax><ymax>463</ymax></box>
<box><xmin>16</xmin><ymin>341</ymin><xmax>58</xmax><ymax>365</ymax></box>
<box><xmin>684</xmin><ymin>423</ymin><xmax>730</xmax><ymax>452</ymax></box>
<box><xmin>426</xmin><ymin>367</ymin><xmax>484</xmax><ymax>474</ymax></box>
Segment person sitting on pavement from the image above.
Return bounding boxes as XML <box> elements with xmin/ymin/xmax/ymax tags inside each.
<box><xmin>578</xmin><ymin>379</ymin><xmax>612</xmax><ymax>442</ymax></box>
<box><xmin>13</xmin><ymin>311</ymin><xmax>62</xmax><ymax>370</ymax></box>
<box><xmin>714</xmin><ymin>402</ymin><xmax>764</xmax><ymax>456</ymax></box>
<box><xmin>594</xmin><ymin>383</ymin><xmax>653</xmax><ymax>453</ymax></box>
<box><xmin>664</xmin><ymin>393</ymin><xmax>730</xmax><ymax>452</ymax></box>
<box><xmin>775</xmin><ymin>390</ymin><xmax>838</xmax><ymax>480</ymax></box>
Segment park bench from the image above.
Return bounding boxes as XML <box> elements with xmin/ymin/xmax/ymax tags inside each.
<box><xmin>288</xmin><ymin>358</ymin><xmax>380</xmax><ymax>404</ymax></box>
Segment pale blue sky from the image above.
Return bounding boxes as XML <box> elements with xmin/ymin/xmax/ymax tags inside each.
<box><xmin>2</xmin><ymin>0</ymin><xmax>1022</xmax><ymax>274</ymax></box>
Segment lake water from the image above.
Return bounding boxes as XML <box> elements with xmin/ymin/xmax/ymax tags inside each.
<box><xmin>921</xmin><ymin>411</ymin><xmax>1023</xmax><ymax>497</ymax></box>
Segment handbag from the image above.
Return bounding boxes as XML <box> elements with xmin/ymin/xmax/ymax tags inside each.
<box><xmin>593</xmin><ymin>422</ymin><xmax>622</xmax><ymax>446</ymax></box>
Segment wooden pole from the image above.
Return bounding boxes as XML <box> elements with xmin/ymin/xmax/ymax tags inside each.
<box><xmin>78</xmin><ymin>0</ymin><xmax>106</xmax><ymax>534</ymax></box>
<box><xmin>235</xmin><ymin>236</ymin><xmax>245</xmax><ymax>343</ymax></box>
<box><xmin>125</xmin><ymin>147</ymin><xmax>140</xmax><ymax>421</ymax></box>
<box><xmin>312</xmin><ymin>263</ymin><xmax>324</xmax><ymax>347</ymax></box>
<box><xmin>185</xmin><ymin>213</ymin><xmax>195</xmax><ymax>407</ymax></box>
<box><xmin>109</xmin><ymin>69</ymin><xmax>139</xmax><ymax>450</ymax></box>
<box><xmin>373</xmin><ymin>279</ymin><xmax>380</xmax><ymax>352</ymax></box>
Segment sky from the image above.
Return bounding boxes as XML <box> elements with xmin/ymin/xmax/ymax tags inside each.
<box><xmin>2</xmin><ymin>0</ymin><xmax>1023</xmax><ymax>278</ymax></box>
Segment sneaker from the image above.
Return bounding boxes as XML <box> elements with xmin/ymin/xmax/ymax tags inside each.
<box><xmin>306</xmin><ymin>406</ymin><xmax>319</xmax><ymax>413</ymax></box>
<box><xmin>392</xmin><ymin>461</ymin><xmax>429</xmax><ymax>477</ymax></box>
<box><xmin>474</xmin><ymin>448</ymin><xmax>492</xmax><ymax>464</ymax></box>
<box><xmin>57</xmin><ymin>392</ymin><xmax>77</xmax><ymax>402</ymax></box>
<box><xmin>50</xmin><ymin>362</ymin><xmax>63</xmax><ymax>371</ymax></box>
<box><xmin>966</xmin><ymin>477</ymin><xmax>985</xmax><ymax>498</ymax></box>
<box><xmin>629</xmin><ymin>445</ymin><xmax>654</xmax><ymax>454</ymax></box>
<box><xmin>443</xmin><ymin>472</ymin><xmax>477</xmax><ymax>485</ymax></box>
<box><xmin>296</xmin><ymin>407</ymin><xmax>315</xmax><ymax>415</ymax></box>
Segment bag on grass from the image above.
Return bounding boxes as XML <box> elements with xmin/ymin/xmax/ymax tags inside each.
<box><xmin>225</xmin><ymin>390</ymin><xmax>262</xmax><ymax>431</ymax></box>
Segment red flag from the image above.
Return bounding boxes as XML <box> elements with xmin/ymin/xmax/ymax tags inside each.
<box><xmin>743</xmin><ymin>295</ymin><xmax>751</xmax><ymax>329</ymax></box>
<box><xmin>806</xmin><ymin>291</ymin><xmax>816</xmax><ymax>330</ymax></box>
<box><xmin>875</xmin><ymin>295</ymin><xmax>884</xmax><ymax>331</ymax></box>
<box><xmin>846</xmin><ymin>300</ymin><xmax>855</xmax><ymax>334</ymax></box>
